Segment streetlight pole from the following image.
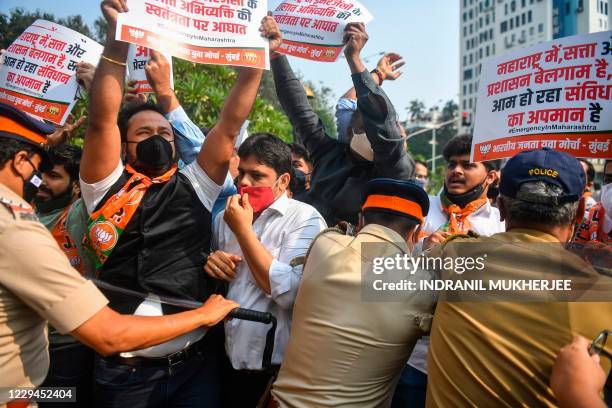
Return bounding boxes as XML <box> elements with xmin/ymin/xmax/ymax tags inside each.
<box><xmin>431</xmin><ymin>127</ymin><xmax>437</xmax><ymax>173</ymax></box>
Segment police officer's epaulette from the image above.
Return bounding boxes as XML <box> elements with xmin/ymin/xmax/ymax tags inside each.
<box><xmin>441</xmin><ymin>231</ymin><xmax>480</xmax><ymax>248</ymax></box>
<box><xmin>0</xmin><ymin>196</ymin><xmax>38</xmax><ymax>221</ymax></box>
<box><xmin>289</xmin><ymin>227</ymin><xmax>348</xmax><ymax>270</ymax></box>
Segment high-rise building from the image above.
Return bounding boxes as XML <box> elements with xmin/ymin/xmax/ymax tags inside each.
<box><xmin>459</xmin><ymin>0</ymin><xmax>610</xmax><ymax>129</ymax></box>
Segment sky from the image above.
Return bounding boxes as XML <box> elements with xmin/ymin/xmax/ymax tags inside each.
<box><xmin>1</xmin><ymin>0</ymin><xmax>460</xmax><ymax>119</ymax></box>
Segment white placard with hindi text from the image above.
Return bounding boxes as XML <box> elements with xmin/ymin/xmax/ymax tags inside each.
<box><xmin>472</xmin><ymin>30</ymin><xmax>611</xmax><ymax>161</ymax></box>
<box><xmin>116</xmin><ymin>0</ymin><xmax>270</xmax><ymax>69</ymax></box>
<box><xmin>270</xmin><ymin>0</ymin><xmax>373</xmax><ymax>62</ymax></box>
<box><xmin>0</xmin><ymin>20</ymin><xmax>103</xmax><ymax>125</ymax></box>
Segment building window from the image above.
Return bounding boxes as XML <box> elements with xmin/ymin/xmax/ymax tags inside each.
<box><xmin>469</xmin><ymin>98</ymin><xmax>473</xmax><ymax>109</ymax></box>
<box><xmin>463</xmin><ymin>85</ymin><xmax>467</xmax><ymax>95</ymax></box>
<box><xmin>530</xmin><ymin>26</ymin><xmax>535</xmax><ymax>35</ymax></box>
<box><xmin>505</xmin><ymin>3</ymin><xmax>508</xmax><ymax>15</ymax></box>
<box><xmin>490</xmin><ymin>28</ymin><xmax>493</xmax><ymax>38</ymax></box>
<box><xmin>492</xmin><ymin>43</ymin><xmax>495</xmax><ymax>54</ymax></box>
<box><xmin>528</xmin><ymin>10</ymin><xmax>532</xmax><ymax>22</ymax></box>
<box><xmin>463</xmin><ymin>99</ymin><xmax>467</xmax><ymax>110</ymax></box>
<box><xmin>470</xmin><ymin>24</ymin><xmax>473</xmax><ymax>33</ymax></box>
<box><xmin>469</xmin><ymin>83</ymin><xmax>473</xmax><ymax>93</ymax></box>
<box><xmin>566</xmin><ymin>2</ymin><xmax>571</xmax><ymax>14</ymax></box>
<box><xmin>464</xmin><ymin>68</ymin><xmax>473</xmax><ymax>80</ymax></box>
<box><xmin>470</xmin><ymin>9</ymin><xmax>473</xmax><ymax>18</ymax></box>
<box><xmin>522</xmin><ymin>13</ymin><xmax>526</xmax><ymax>25</ymax></box>
<box><xmin>501</xmin><ymin>21</ymin><xmax>508</xmax><ymax>32</ymax></box>
<box><xmin>464</xmin><ymin>26</ymin><xmax>468</xmax><ymax>36</ymax></box>
<box><xmin>511</xmin><ymin>0</ymin><xmax>516</xmax><ymax>12</ymax></box>
<box><xmin>515</xmin><ymin>15</ymin><xmax>520</xmax><ymax>26</ymax></box>
<box><xmin>463</xmin><ymin>56</ymin><xmax>467</xmax><ymax>66</ymax></box>
<box><xmin>470</xmin><ymin>53</ymin><xmax>473</xmax><ymax>63</ymax></box>
<box><xmin>479</xmin><ymin>48</ymin><xmax>483</xmax><ymax>58</ymax></box>
<box><xmin>510</xmin><ymin>18</ymin><xmax>514</xmax><ymax>29</ymax></box>
<box><xmin>521</xmin><ymin>0</ymin><xmax>526</xmax><ymax>7</ymax></box>
<box><xmin>606</xmin><ymin>3</ymin><xmax>609</xmax><ymax>15</ymax></box>
<box><xmin>538</xmin><ymin>23</ymin><xmax>544</xmax><ymax>33</ymax></box>
<box><xmin>486</xmin><ymin>14</ymin><xmax>490</xmax><ymax>25</ymax></box>
<box><xmin>486</xmin><ymin>45</ymin><xmax>490</xmax><ymax>56</ymax></box>
<box><xmin>463</xmin><ymin>12</ymin><xmax>467</xmax><ymax>22</ymax></box>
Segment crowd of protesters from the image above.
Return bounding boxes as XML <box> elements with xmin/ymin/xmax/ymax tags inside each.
<box><xmin>0</xmin><ymin>2</ymin><xmax>610</xmax><ymax>407</ymax></box>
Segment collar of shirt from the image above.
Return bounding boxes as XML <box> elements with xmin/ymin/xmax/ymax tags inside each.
<box><xmin>358</xmin><ymin>223</ymin><xmax>410</xmax><ymax>254</ymax></box>
<box><xmin>0</xmin><ymin>182</ymin><xmax>28</xmax><ymax>207</ymax></box>
<box><xmin>264</xmin><ymin>191</ymin><xmax>290</xmax><ymax>216</ymax></box>
<box><xmin>495</xmin><ymin>228</ymin><xmax>561</xmax><ymax>243</ymax></box>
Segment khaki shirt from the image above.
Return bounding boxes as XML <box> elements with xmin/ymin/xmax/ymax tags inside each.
<box><xmin>0</xmin><ymin>183</ymin><xmax>107</xmax><ymax>404</ymax></box>
<box><xmin>272</xmin><ymin>224</ymin><xmax>436</xmax><ymax>408</ymax></box>
<box><xmin>427</xmin><ymin>228</ymin><xmax>612</xmax><ymax>407</ymax></box>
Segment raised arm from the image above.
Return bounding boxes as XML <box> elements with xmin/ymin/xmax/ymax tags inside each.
<box><xmin>344</xmin><ymin>23</ymin><xmax>415</xmax><ymax>180</ymax></box>
<box><xmin>271</xmin><ymin>55</ymin><xmax>335</xmax><ymax>161</ymax></box>
<box><xmin>339</xmin><ymin>52</ymin><xmax>405</xmax><ymax>100</ymax></box>
<box><xmin>80</xmin><ymin>0</ymin><xmax>129</xmax><ymax>183</ymax></box>
<box><xmin>196</xmin><ymin>17</ymin><xmax>280</xmax><ymax>185</ymax></box>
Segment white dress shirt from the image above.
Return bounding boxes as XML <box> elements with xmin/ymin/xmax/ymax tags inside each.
<box><xmin>408</xmin><ymin>194</ymin><xmax>506</xmax><ymax>374</ymax></box>
<box><xmin>213</xmin><ymin>192</ymin><xmax>326</xmax><ymax>370</ymax></box>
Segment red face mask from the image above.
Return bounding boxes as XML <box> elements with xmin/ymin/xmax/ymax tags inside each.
<box><xmin>238</xmin><ymin>185</ymin><xmax>276</xmax><ymax>214</ymax></box>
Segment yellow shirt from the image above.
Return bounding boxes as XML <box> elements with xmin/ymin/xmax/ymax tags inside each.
<box><xmin>0</xmin><ymin>183</ymin><xmax>108</xmax><ymax>404</ymax></box>
<box><xmin>427</xmin><ymin>228</ymin><xmax>612</xmax><ymax>407</ymax></box>
<box><xmin>272</xmin><ymin>224</ymin><xmax>436</xmax><ymax>408</ymax></box>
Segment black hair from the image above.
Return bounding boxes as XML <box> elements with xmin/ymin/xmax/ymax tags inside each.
<box><xmin>415</xmin><ymin>160</ymin><xmax>429</xmax><ymax>169</ymax></box>
<box><xmin>118</xmin><ymin>101</ymin><xmax>167</xmax><ymax>143</ymax></box>
<box><xmin>363</xmin><ymin>209</ymin><xmax>420</xmax><ymax>238</ymax></box>
<box><xmin>288</xmin><ymin>142</ymin><xmax>311</xmax><ymax>164</ymax></box>
<box><xmin>46</xmin><ymin>144</ymin><xmax>82</xmax><ymax>182</ymax></box>
<box><xmin>238</xmin><ymin>133</ymin><xmax>292</xmax><ymax>177</ymax></box>
<box><xmin>443</xmin><ymin>134</ymin><xmax>496</xmax><ymax>172</ymax></box>
<box><xmin>0</xmin><ymin>138</ymin><xmax>39</xmax><ymax>169</ymax></box>
<box><xmin>578</xmin><ymin>158</ymin><xmax>595</xmax><ymax>183</ymax></box>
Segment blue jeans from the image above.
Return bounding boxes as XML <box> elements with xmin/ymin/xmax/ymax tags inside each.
<box><xmin>391</xmin><ymin>365</ymin><xmax>427</xmax><ymax>408</ymax></box>
<box><xmin>93</xmin><ymin>343</ymin><xmax>221</xmax><ymax>408</ymax></box>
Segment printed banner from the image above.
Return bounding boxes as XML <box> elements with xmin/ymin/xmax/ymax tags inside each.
<box><xmin>0</xmin><ymin>20</ymin><xmax>103</xmax><ymax>125</ymax></box>
<box><xmin>116</xmin><ymin>0</ymin><xmax>270</xmax><ymax>69</ymax></box>
<box><xmin>127</xmin><ymin>45</ymin><xmax>175</xmax><ymax>93</ymax></box>
<box><xmin>270</xmin><ymin>0</ymin><xmax>373</xmax><ymax>62</ymax></box>
<box><xmin>472</xmin><ymin>30</ymin><xmax>612</xmax><ymax>161</ymax></box>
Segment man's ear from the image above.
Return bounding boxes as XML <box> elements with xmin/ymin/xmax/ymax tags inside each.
<box><xmin>11</xmin><ymin>151</ymin><xmax>32</xmax><ymax>177</ymax></box>
<box><xmin>408</xmin><ymin>224</ymin><xmax>422</xmax><ymax>244</ymax></box>
<box><xmin>574</xmin><ymin>197</ymin><xmax>586</xmax><ymax>225</ymax></box>
<box><xmin>279</xmin><ymin>172</ymin><xmax>291</xmax><ymax>190</ymax></box>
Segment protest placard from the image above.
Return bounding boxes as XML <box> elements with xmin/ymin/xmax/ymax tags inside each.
<box><xmin>116</xmin><ymin>0</ymin><xmax>269</xmax><ymax>69</ymax></box>
<box><xmin>472</xmin><ymin>31</ymin><xmax>611</xmax><ymax>161</ymax></box>
<box><xmin>127</xmin><ymin>45</ymin><xmax>175</xmax><ymax>93</ymax></box>
<box><xmin>270</xmin><ymin>0</ymin><xmax>372</xmax><ymax>62</ymax></box>
<box><xmin>0</xmin><ymin>20</ymin><xmax>103</xmax><ymax>125</ymax></box>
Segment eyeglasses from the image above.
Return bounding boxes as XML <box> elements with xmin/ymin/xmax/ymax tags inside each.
<box><xmin>589</xmin><ymin>330</ymin><xmax>611</xmax><ymax>359</ymax></box>
<box><xmin>415</xmin><ymin>175</ymin><xmax>429</xmax><ymax>181</ymax></box>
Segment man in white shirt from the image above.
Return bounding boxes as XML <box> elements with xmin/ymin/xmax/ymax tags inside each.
<box><xmin>205</xmin><ymin>133</ymin><xmax>326</xmax><ymax>407</ymax></box>
<box><xmin>393</xmin><ymin>134</ymin><xmax>505</xmax><ymax>408</ymax></box>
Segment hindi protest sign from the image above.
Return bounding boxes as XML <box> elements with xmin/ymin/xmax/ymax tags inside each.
<box><xmin>0</xmin><ymin>20</ymin><xmax>103</xmax><ymax>125</ymax></box>
<box><xmin>270</xmin><ymin>0</ymin><xmax>373</xmax><ymax>62</ymax></box>
<box><xmin>472</xmin><ymin>31</ymin><xmax>612</xmax><ymax>161</ymax></box>
<box><xmin>127</xmin><ymin>45</ymin><xmax>175</xmax><ymax>93</ymax></box>
<box><xmin>116</xmin><ymin>0</ymin><xmax>270</xmax><ymax>69</ymax></box>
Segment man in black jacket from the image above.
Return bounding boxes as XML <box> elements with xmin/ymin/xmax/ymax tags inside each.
<box><xmin>272</xmin><ymin>23</ymin><xmax>415</xmax><ymax>226</ymax></box>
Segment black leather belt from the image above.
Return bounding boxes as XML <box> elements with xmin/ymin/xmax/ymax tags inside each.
<box><xmin>104</xmin><ymin>339</ymin><xmax>204</xmax><ymax>368</ymax></box>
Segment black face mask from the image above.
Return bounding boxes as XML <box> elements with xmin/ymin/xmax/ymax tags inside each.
<box><xmin>134</xmin><ymin>135</ymin><xmax>174</xmax><ymax>174</ymax></box>
<box><xmin>443</xmin><ymin>177</ymin><xmax>488</xmax><ymax>209</ymax></box>
<box><xmin>33</xmin><ymin>185</ymin><xmax>74</xmax><ymax>214</ymax></box>
<box><xmin>21</xmin><ymin>163</ymin><xmax>43</xmax><ymax>203</ymax></box>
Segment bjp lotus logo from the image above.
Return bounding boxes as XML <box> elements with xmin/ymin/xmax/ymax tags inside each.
<box><xmin>48</xmin><ymin>106</ymin><xmax>60</xmax><ymax>116</ymax></box>
<box><xmin>90</xmin><ymin>221</ymin><xmax>118</xmax><ymax>251</ymax></box>
<box><xmin>479</xmin><ymin>144</ymin><xmax>491</xmax><ymax>156</ymax></box>
<box><xmin>324</xmin><ymin>49</ymin><xmax>336</xmax><ymax>58</ymax></box>
<box><xmin>243</xmin><ymin>51</ymin><xmax>259</xmax><ymax>64</ymax></box>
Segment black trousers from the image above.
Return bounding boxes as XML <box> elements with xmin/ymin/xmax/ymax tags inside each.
<box><xmin>40</xmin><ymin>342</ymin><xmax>95</xmax><ymax>408</ymax></box>
<box><xmin>221</xmin><ymin>354</ymin><xmax>278</xmax><ymax>408</ymax></box>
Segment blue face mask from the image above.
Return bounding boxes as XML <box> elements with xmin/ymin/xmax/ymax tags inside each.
<box><xmin>414</xmin><ymin>179</ymin><xmax>427</xmax><ymax>189</ymax></box>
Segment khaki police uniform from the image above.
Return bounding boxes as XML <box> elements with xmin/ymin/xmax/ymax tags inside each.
<box><xmin>426</xmin><ymin>229</ymin><xmax>612</xmax><ymax>407</ymax></box>
<box><xmin>0</xmin><ymin>182</ymin><xmax>108</xmax><ymax>405</ymax></box>
<box><xmin>271</xmin><ymin>224</ymin><xmax>436</xmax><ymax>408</ymax></box>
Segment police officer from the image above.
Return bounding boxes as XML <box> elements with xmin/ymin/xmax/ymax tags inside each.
<box><xmin>0</xmin><ymin>103</ymin><xmax>239</xmax><ymax>406</ymax></box>
<box><xmin>270</xmin><ymin>178</ymin><xmax>436</xmax><ymax>407</ymax></box>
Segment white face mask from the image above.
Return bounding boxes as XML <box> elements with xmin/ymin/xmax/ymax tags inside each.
<box><xmin>349</xmin><ymin>132</ymin><xmax>374</xmax><ymax>162</ymax></box>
